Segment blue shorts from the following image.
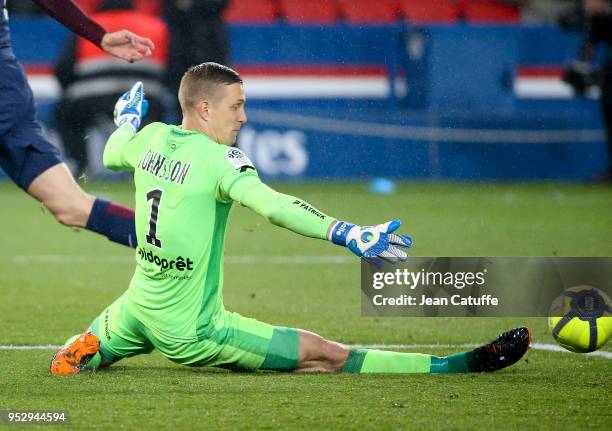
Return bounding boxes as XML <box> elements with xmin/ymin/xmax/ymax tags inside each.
<box><xmin>0</xmin><ymin>57</ymin><xmax>62</xmax><ymax>190</ymax></box>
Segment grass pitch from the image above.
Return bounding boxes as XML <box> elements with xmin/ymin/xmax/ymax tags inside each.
<box><xmin>1</xmin><ymin>181</ymin><xmax>611</xmax><ymax>430</ymax></box>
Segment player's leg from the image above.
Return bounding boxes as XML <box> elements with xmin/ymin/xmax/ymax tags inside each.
<box><xmin>294</xmin><ymin>330</ymin><xmax>348</xmax><ymax>372</ymax></box>
<box><xmin>0</xmin><ymin>57</ymin><xmax>136</xmax><ymax>247</ymax></box>
<box><xmin>296</xmin><ymin>327</ymin><xmax>531</xmax><ymax>374</ymax></box>
<box><xmin>50</xmin><ymin>295</ymin><xmax>154</xmax><ymax>375</ymax></box>
<box><xmin>1</xmin><ymin>147</ymin><xmax>136</xmax><ymax>248</ymax></box>
<box><xmin>140</xmin><ymin>307</ymin><xmax>529</xmax><ymax>374</ymax></box>
<box><xmin>26</xmin><ymin>162</ymin><xmax>136</xmax><ymax>247</ymax></box>
<box><xmin>189</xmin><ymin>313</ymin><xmax>465</xmax><ymax>374</ymax></box>
<box><xmin>296</xmin><ymin>330</ymin><xmax>446</xmax><ymax>373</ymax></box>
<box><xmin>27</xmin><ymin>162</ymin><xmax>95</xmax><ymax>227</ymax></box>
<box><xmin>156</xmin><ymin>311</ymin><xmax>301</xmax><ymax>371</ymax></box>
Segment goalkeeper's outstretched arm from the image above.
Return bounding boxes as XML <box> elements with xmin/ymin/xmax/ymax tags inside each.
<box><xmin>226</xmin><ymin>174</ymin><xmax>332</xmax><ymax>239</ymax></box>
<box><xmin>226</xmin><ymin>176</ymin><xmax>413</xmax><ymax>265</ymax></box>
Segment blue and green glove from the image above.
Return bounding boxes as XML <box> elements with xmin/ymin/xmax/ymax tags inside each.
<box><xmin>114</xmin><ymin>81</ymin><xmax>149</xmax><ymax>132</ymax></box>
<box><xmin>329</xmin><ymin>220</ymin><xmax>413</xmax><ymax>266</ymax></box>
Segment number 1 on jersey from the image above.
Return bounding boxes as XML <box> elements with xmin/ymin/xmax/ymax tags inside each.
<box><xmin>146</xmin><ymin>189</ymin><xmax>163</xmax><ymax>248</ymax></box>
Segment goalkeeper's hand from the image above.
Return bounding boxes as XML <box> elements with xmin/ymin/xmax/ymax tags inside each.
<box><xmin>328</xmin><ymin>220</ymin><xmax>413</xmax><ymax>266</ymax></box>
<box><xmin>114</xmin><ymin>81</ymin><xmax>149</xmax><ymax>132</ymax></box>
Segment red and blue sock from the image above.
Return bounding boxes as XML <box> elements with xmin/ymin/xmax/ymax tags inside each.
<box><xmin>85</xmin><ymin>199</ymin><xmax>136</xmax><ymax>248</ymax></box>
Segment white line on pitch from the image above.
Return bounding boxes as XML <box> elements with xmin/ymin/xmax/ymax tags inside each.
<box><xmin>1</xmin><ymin>345</ymin><xmax>61</xmax><ymax>350</ymax></box>
<box><xmin>2</xmin><ymin>343</ymin><xmax>610</xmax><ymax>359</ymax></box>
<box><xmin>10</xmin><ymin>255</ymin><xmax>354</xmax><ymax>264</ymax></box>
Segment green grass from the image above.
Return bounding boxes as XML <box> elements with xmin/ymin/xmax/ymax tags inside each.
<box><xmin>1</xmin><ymin>181</ymin><xmax>611</xmax><ymax>430</ymax></box>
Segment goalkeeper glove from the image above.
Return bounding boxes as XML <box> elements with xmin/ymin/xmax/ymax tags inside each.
<box><xmin>328</xmin><ymin>220</ymin><xmax>413</xmax><ymax>266</ymax></box>
<box><xmin>114</xmin><ymin>81</ymin><xmax>149</xmax><ymax>132</ymax></box>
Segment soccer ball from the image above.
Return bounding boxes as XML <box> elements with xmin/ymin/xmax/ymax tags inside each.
<box><xmin>548</xmin><ymin>286</ymin><xmax>612</xmax><ymax>353</ymax></box>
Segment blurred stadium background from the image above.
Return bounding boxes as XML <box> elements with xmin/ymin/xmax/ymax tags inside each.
<box><xmin>2</xmin><ymin>3</ymin><xmax>611</xmax><ymax>428</ymax></box>
<box><xmin>2</xmin><ymin>0</ymin><xmax>608</xmax><ymax>181</ymax></box>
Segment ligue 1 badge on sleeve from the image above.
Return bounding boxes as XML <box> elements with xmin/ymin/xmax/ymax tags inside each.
<box><xmin>225</xmin><ymin>148</ymin><xmax>254</xmax><ymax>172</ymax></box>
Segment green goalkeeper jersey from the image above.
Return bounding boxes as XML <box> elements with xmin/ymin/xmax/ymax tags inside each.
<box><xmin>104</xmin><ymin>123</ymin><xmax>335</xmax><ymax>342</ymax></box>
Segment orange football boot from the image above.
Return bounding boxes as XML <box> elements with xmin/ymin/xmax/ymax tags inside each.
<box><xmin>50</xmin><ymin>333</ymin><xmax>100</xmax><ymax>375</ymax></box>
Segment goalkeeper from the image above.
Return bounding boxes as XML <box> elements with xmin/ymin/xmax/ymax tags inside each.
<box><xmin>51</xmin><ymin>63</ymin><xmax>530</xmax><ymax>375</ymax></box>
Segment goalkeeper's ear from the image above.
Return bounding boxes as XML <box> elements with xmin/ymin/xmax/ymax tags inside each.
<box><xmin>196</xmin><ymin>100</ymin><xmax>211</xmax><ymax>121</ymax></box>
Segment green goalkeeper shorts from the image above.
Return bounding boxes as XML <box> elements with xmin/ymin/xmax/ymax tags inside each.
<box><xmin>88</xmin><ymin>294</ymin><xmax>299</xmax><ymax>371</ymax></box>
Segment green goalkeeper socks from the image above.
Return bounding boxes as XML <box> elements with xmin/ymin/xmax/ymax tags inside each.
<box><xmin>341</xmin><ymin>349</ymin><xmax>474</xmax><ymax>374</ymax></box>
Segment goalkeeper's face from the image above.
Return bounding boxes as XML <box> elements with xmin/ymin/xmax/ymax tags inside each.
<box><xmin>208</xmin><ymin>83</ymin><xmax>247</xmax><ymax>146</ymax></box>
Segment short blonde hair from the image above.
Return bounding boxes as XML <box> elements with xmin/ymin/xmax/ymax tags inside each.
<box><xmin>178</xmin><ymin>62</ymin><xmax>243</xmax><ymax>114</ymax></box>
